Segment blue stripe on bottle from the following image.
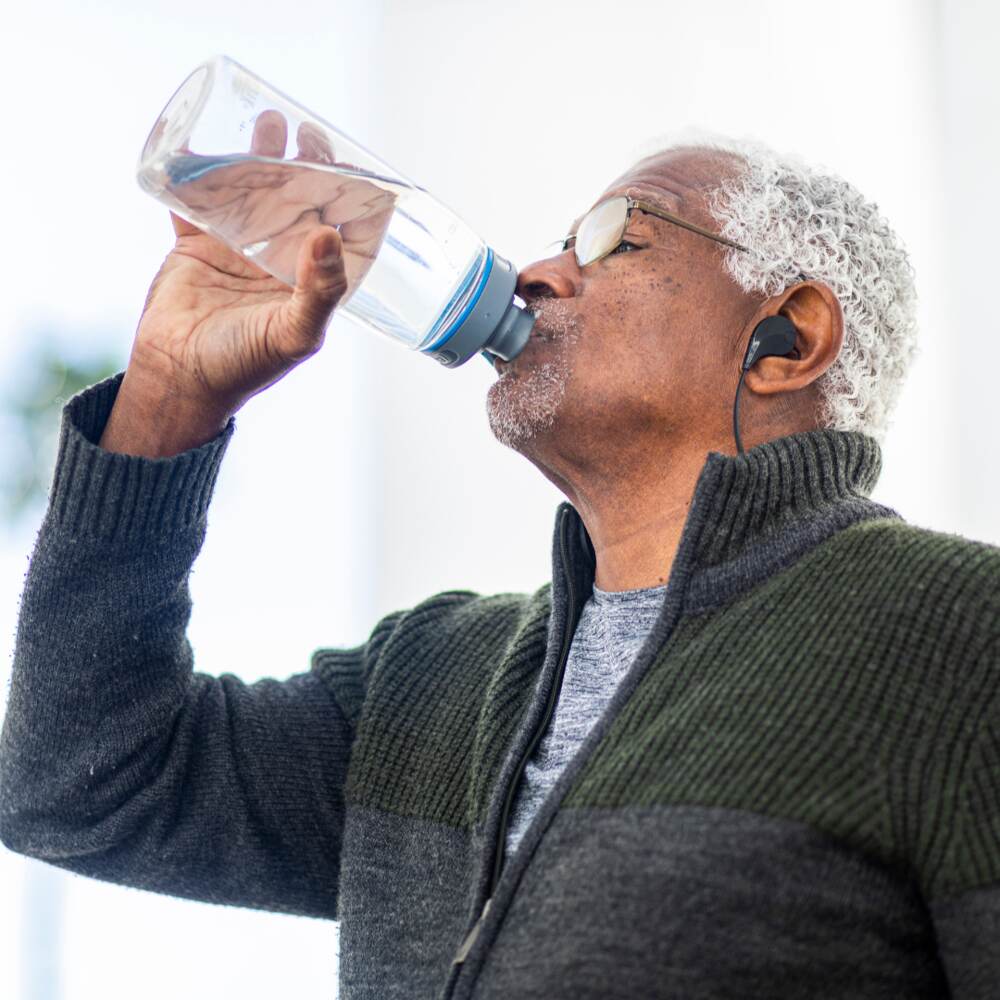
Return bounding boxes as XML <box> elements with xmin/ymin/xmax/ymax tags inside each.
<box><xmin>423</xmin><ymin>248</ymin><xmax>494</xmax><ymax>352</ymax></box>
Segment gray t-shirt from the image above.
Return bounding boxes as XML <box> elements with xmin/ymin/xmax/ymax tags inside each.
<box><xmin>504</xmin><ymin>580</ymin><xmax>668</xmax><ymax>858</ymax></box>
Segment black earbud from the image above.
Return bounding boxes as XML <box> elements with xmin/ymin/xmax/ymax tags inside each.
<box><xmin>741</xmin><ymin>315</ymin><xmax>797</xmax><ymax>371</ymax></box>
<box><xmin>733</xmin><ymin>315</ymin><xmax>799</xmax><ymax>455</ymax></box>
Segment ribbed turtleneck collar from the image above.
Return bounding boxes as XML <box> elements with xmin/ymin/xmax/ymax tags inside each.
<box><xmin>554</xmin><ymin>427</ymin><xmax>903</xmax><ymax>618</ymax></box>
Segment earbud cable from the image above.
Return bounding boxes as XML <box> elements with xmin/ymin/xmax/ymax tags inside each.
<box><xmin>733</xmin><ymin>368</ymin><xmax>748</xmax><ymax>456</ymax></box>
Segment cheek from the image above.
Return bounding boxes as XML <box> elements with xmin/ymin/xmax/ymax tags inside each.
<box><xmin>604</xmin><ymin>260</ymin><xmax>689</xmax><ymax>323</ymax></box>
<box><xmin>573</xmin><ymin>258</ymin><xmax>702</xmax><ymax>370</ymax></box>
<box><xmin>569</xmin><ymin>333</ymin><xmax>662</xmax><ymax>408</ymax></box>
<box><xmin>581</xmin><ymin>270</ymin><xmax>660</xmax><ymax>333</ymax></box>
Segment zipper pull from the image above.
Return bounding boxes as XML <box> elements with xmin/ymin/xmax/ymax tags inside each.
<box><xmin>452</xmin><ymin>897</ymin><xmax>492</xmax><ymax>967</ymax></box>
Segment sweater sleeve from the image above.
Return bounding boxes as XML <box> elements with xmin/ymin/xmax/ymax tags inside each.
<box><xmin>0</xmin><ymin>373</ymin><xmax>400</xmax><ymax>921</ymax></box>
<box><xmin>928</xmin><ymin>635</ymin><xmax>1000</xmax><ymax>998</ymax></box>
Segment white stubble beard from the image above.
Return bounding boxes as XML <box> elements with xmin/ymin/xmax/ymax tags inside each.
<box><xmin>485</xmin><ymin>301</ymin><xmax>581</xmax><ymax>451</ymax></box>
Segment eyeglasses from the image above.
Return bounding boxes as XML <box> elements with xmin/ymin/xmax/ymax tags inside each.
<box><xmin>550</xmin><ymin>194</ymin><xmax>748</xmax><ymax>267</ymax></box>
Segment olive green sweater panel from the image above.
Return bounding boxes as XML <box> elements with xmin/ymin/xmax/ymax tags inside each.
<box><xmin>561</xmin><ymin>515</ymin><xmax>1000</xmax><ymax>904</ymax></box>
<box><xmin>313</xmin><ymin>585</ymin><xmax>553</xmax><ymax>830</ymax></box>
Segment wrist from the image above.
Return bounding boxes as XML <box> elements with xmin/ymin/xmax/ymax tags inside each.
<box><xmin>98</xmin><ymin>367</ymin><xmax>233</xmax><ymax>458</ymax></box>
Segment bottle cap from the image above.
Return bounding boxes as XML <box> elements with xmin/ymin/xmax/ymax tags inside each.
<box><xmin>425</xmin><ymin>250</ymin><xmax>535</xmax><ymax>368</ymax></box>
<box><xmin>483</xmin><ymin>299</ymin><xmax>534</xmax><ymax>361</ymax></box>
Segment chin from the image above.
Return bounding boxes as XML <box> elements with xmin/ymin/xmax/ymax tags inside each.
<box><xmin>485</xmin><ymin>363</ymin><xmax>569</xmax><ymax>452</ymax></box>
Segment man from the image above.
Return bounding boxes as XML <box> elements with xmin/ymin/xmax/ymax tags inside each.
<box><xmin>1</xmin><ymin>119</ymin><xmax>998</xmax><ymax>999</ymax></box>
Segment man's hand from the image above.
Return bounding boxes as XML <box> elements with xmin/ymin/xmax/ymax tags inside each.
<box><xmin>101</xmin><ymin>110</ymin><xmax>391</xmax><ymax>457</ymax></box>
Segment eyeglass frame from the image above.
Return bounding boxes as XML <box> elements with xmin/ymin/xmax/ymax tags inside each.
<box><xmin>555</xmin><ymin>194</ymin><xmax>749</xmax><ymax>267</ymax></box>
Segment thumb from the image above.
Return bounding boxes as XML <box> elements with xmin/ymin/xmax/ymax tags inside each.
<box><xmin>283</xmin><ymin>227</ymin><xmax>348</xmax><ymax>356</ymax></box>
<box><xmin>169</xmin><ymin>210</ymin><xmax>202</xmax><ymax>238</ymax></box>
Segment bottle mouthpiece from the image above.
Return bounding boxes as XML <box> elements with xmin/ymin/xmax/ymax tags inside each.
<box><xmin>424</xmin><ymin>250</ymin><xmax>534</xmax><ymax>368</ymax></box>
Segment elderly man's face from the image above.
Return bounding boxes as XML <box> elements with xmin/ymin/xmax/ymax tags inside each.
<box><xmin>486</xmin><ymin>147</ymin><xmax>759</xmax><ymax>458</ymax></box>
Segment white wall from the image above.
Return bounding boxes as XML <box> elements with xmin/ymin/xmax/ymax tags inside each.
<box><xmin>0</xmin><ymin>2</ymin><xmax>384</xmax><ymax>997</ymax></box>
<box><xmin>936</xmin><ymin>0</ymin><xmax>1000</xmax><ymax>543</ymax></box>
<box><xmin>0</xmin><ymin>1</ymin><xmax>996</xmax><ymax>998</ymax></box>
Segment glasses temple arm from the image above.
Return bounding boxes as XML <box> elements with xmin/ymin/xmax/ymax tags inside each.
<box><xmin>630</xmin><ymin>199</ymin><xmax>748</xmax><ymax>253</ymax></box>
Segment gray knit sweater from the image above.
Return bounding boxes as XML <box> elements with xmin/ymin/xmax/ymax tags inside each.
<box><xmin>2</xmin><ymin>373</ymin><xmax>1000</xmax><ymax>999</ymax></box>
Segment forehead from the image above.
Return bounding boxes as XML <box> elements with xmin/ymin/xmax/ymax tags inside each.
<box><xmin>570</xmin><ymin>147</ymin><xmax>742</xmax><ymax>228</ymax></box>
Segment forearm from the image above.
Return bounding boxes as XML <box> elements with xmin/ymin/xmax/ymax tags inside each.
<box><xmin>98</xmin><ymin>364</ymin><xmax>234</xmax><ymax>458</ymax></box>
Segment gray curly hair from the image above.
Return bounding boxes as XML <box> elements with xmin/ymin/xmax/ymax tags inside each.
<box><xmin>629</xmin><ymin>133</ymin><xmax>919</xmax><ymax>443</ymax></box>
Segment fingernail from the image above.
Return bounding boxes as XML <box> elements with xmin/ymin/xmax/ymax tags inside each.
<box><xmin>313</xmin><ymin>233</ymin><xmax>338</xmax><ymax>264</ymax></box>
<box><xmin>261</xmin><ymin>125</ymin><xmax>282</xmax><ymax>145</ymax></box>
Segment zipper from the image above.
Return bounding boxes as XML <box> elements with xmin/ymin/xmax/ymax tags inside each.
<box><xmin>452</xmin><ymin>896</ymin><xmax>492</xmax><ymax>967</ymax></box>
<box><xmin>447</xmin><ymin>508</ymin><xmax>579</xmax><ymax>984</ymax></box>
<box><xmin>486</xmin><ymin>510</ymin><xmax>578</xmax><ymax>894</ymax></box>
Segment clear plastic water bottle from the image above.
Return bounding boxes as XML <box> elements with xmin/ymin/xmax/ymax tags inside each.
<box><xmin>135</xmin><ymin>54</ymin><xmax>534</xmax><ymax>368</ymax></box>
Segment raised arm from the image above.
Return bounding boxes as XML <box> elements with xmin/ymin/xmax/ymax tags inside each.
<box><xmin>0</xmin><ymin>109</ymin><xmax>380</xmax><ymax>915</ymax></box>
<box><xmin>0</xmin><ymin>376</ymin><xmax>403</xmax><ymax>918</ymax></box>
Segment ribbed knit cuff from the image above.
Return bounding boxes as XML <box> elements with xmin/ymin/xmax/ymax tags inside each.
<box><xmin>44</xmin><ymin>372</ymin><xmax>235</xmax><ymax>542</ymax></box>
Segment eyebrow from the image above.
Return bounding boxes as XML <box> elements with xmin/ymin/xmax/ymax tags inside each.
<box><xmin>625</xmin><ymin>187</ymin><xmax>683</xmax><ymax>213</ymax></box>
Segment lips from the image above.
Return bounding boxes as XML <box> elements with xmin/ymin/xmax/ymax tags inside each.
<box><xmin>491</xmin><ymin>311</ymin><xmax>561</xmax><ymax>372</ymax></box>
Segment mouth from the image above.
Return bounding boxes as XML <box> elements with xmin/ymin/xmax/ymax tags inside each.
<box><xmin>494</xmin><ymin>316</ymin><xmax>555</xmax><ymax>367</ymax></box>
<box><xmin>493</xmin><ymin>338</ymin><xmax>536</xmax><ymax>373</ymax></box>
<box><xmin>529</xmin><ymin>309</ymin><xmax>557</xmax><ymax>340</ymax></box>
<box><xmin>491</xmin><ymin>303</ymin><xmax>572</xmax><ymax>372</ymax></box>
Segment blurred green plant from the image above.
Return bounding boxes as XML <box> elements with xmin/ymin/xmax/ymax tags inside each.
<box><xmin>1</xmin><ymin>343</ymin><xmax>120</xmax><ymax>527</ymax></box>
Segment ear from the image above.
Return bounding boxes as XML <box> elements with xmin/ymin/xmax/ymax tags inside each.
<box><xmin>742</xmin><ymin>281</ymin><xmax>844</xmax><ymax>397</ymax></box>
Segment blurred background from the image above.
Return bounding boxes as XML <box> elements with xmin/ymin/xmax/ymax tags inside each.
<box><xmin>0</xmin><ymin>0</ymin><xmax>996</xmax><ymax>996</ymax></box>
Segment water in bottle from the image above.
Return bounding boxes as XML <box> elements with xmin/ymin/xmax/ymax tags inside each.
<box><xmin>136</xmin><ymin>55</ymin><xmax>534</xmax><ymax>367</ymax></box>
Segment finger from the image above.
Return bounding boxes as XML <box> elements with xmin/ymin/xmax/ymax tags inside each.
<box><xmin>170</xmin><ymin>210</ymin><xmax>202</xmax><ymax>238</ymax></box>
<box><xmin>294</xmin><ymin>121</ymin><xmax>336</xmax><ymax>165</ymax></box>
<box><xmin>321</xmin><ymin>182</ymin><xmax>395</xmax><ymax>229</ymax></box>
<box><xmin>340</xmin><ymin>209</ymin><xmax>393</xmax><ymax>263</ymax></box>
<box><xmin>283</xmin><ymin>226</ymin><xmax>347</xmax><ymax>354</ymax></box>
<box><xmin>251</xmin><ymin>109</ymin><xmax>288</xmax><ymax>158</ymax></box>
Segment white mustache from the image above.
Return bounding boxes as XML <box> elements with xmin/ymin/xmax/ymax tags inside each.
<box><xmin>528</xmin><ymin>300</ymin><xmax>581</xmax><ymax>343</ymax></box>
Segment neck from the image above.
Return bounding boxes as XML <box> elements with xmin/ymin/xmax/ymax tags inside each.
<box><xmin>524</xmin><ymin>399</ymin><xmax>830</xmax><ymax>592</ymax></box>
<box><xmin>580</xmin><ymin>449</ymin><xmax>716</xmax><ymax>592</ymax></box>
<box><xmin>545</xmin><ymin>425</ymin><xmax>893</xmax><ymax>625</ymax></box>
<box><xmin>525</xmin><ymin>428</ymin><xmax>742</xmax><ymax>592</ymax></box>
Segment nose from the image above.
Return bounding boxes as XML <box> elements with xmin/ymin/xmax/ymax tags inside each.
<box><xmin>515</xmin><ymin>250</ymin><xmax>580</xmax><ymax>303</ymax></box>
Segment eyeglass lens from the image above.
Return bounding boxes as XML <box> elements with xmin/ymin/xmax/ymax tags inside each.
<box><xmin>572</xmin><ymin>195</ymin><xmax>630</xmax><ymax>266</ymax></box>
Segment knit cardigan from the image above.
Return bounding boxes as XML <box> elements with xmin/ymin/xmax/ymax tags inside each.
<box><xmin>2</xmin><ymin>373</ymin><xmax>999</xmax><ymax>999</ymax></box>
